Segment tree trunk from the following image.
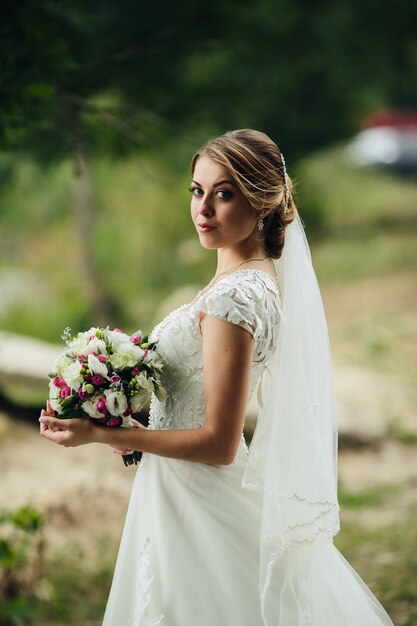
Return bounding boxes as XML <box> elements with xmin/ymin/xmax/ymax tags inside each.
<box><xmin>72</xmin><ymin>144</ymin><xmax>119</xmax><ymax>326</ymax></box>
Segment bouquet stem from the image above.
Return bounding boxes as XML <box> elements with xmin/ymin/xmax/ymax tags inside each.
<box><xmin>122</xmin><ymin>451</ymin><xmax>143</xmax><ymax>466</ymax></box>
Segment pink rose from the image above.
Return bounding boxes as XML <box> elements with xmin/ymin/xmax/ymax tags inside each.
<box><xmin>143</xmin><ymin>349</ymin><xmax>148</xmax><ymax>359</ymax></box>
<box><xmin>77</xmin><ymin>354</ymin><xmax>85</xmax><ymax>363</ymax></box>
<box><xmin>78</xmin><ymin>389</ymin><xmax>89</xmax><ymax>401</ymax></box>
<box><xmin>60</xmin><ymin>387</ymin><xmax>71</xmax><ymax>399</ymax></box>
<box><xmin>92</xmin><ymin>375</ymin><xmax>104</xmax><ymax>386</ymax></box>
<box><xmin>108</xmin><ymin>416</ymin><xmax>122</xmax><ymax>427</ymax></box>
<box><xmin>114</xmin><ymin>328</ymin><xmax>122</xmax><ymax>333</ymax></box>
<box><xmin>110</xmin><ymin>374</ymin><xmax>121</xmax><ymax>385</ymax></box>
<box><xmin>132</xmin><ymin>367</ymin><xmax>140</xmax><ymax>376</ymax></box>
<box><xmin>131</xmin><ymin>335</ymin><xmax>141</xmax><ymax>344</ymax></box>
<box><xmin>98</xmin><ymin>354</ymin><xmax>107</xmax><ymax>363</ymax></box>
<box><xmin>97</xmin><ymin>398</ymin><xmax>107</xmax><ymax>414</ymax></box>
<box><xmin>53</xmin><ymin>377</ymin><xmax>66</xmax><ymax>388</ymax></box>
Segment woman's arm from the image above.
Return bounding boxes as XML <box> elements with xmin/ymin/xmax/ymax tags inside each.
<box><xmin>40</xmin><ymin>314</ymin><xmax>254</xmax><ymax>465</ymax></box>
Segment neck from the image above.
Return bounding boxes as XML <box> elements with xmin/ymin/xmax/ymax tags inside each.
<box><xmin>215</xmin><ymin>241</ymin><xmax>267</xmax><ymax>276</ymax></box>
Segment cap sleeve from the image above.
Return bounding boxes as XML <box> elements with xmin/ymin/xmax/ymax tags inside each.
<box><xmin>196</xmin><ymin>270</ymin><xmax>281</xmax><ymax>341</ymax></box>
<box><xmin>200</xmin><ymin>276</ymin><xmax>261</xmax><ymax>339</ymax></box>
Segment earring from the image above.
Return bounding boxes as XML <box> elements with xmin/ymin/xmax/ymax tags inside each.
<box><xmin>258</xmin><ymin>218</ymin><xmax>264</xmax><ymax>231</ymax></box>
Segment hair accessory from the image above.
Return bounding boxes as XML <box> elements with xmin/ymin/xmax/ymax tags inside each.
<box><xmin>258</xmin><ymin>218</ymin><xmax>264</xmax><ymax>231</ymax></box>
<box><xmin>281</xmin><ymin>152</ymin><xmax>290</xmax><ymax>213</ymax></box>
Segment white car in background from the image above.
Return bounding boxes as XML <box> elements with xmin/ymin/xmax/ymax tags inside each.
<box><xmin>347</xmin><ymin>111</ymin><xmax>417</xmax><ymax>173</ymax></box>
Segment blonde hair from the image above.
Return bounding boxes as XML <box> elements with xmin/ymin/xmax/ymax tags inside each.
<box><xmin>191</xmin><ymin>129</ymin><xmax>297</xmax><ymax>259</ymax></box>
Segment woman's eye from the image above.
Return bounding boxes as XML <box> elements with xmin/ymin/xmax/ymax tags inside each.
<box><xmin>188</xmin><ymin>186</ymin><xmax>203</xmax><ymax>197</ymax></box>
<box><xmin>188</xmin><ymin>186</ymin><xmax>233</xmax><ymax>200</ymax></box>
<box><xmin>217</xmin><ymin>189</ymin><xmax>233</xmax><ymax>200</ymax></box>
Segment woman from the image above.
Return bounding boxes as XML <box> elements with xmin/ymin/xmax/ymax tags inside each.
<box><xmin>40</xmin><ymin>129</ymin><xmax>394</xmax><ymax>625</ymax></box>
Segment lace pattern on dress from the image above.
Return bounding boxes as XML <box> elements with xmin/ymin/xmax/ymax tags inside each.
<box><xmin>195</xmin><ymin>270</ymin><xmax>281</xmax><ymax>363</ymax></box>
<box><xmin>146</xmin><ymin>270</ymin><xmax>282</xmax><ymax>463</ymax></box>
<box><xmin>133</xmin><ymin>537</ymin><xmax>164</xmax><ymax>626</ymax></box>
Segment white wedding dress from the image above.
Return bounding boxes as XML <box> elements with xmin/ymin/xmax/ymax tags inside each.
<box><xmin>102</xmin><ymin>269</ymin><xmax>394</xmax><ymax>626</ymax></box>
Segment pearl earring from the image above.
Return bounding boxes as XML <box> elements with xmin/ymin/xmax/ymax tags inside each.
<box><xmin>258</xmin><ymin>218</ymin><xmax>264</xmax><ymax>231</ymax></box>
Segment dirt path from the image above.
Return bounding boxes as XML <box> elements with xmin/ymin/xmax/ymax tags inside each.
<box><xmin>1</xmin><ymin>399</ymin><xmax>416</xmax><ymax>547</ymax></box>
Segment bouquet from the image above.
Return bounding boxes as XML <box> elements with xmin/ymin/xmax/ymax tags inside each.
<box><xmin>48</xmin><ymin>326</ymin><xmax>166</xmax><ymax>466</ymax></box>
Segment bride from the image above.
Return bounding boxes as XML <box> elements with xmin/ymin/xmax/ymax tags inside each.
<box><xmin>40</xmin><ymin>129</ymin><xmax>394</xmax><ymax>625</ymax></box>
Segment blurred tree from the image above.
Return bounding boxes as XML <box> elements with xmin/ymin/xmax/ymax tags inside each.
<box><xmin>2</xmin><ymin>0</ymin><xmax>416</xmax><ymax>159</ymax></box>
<box><xmin>0</xmin><ymin>0</ymin><xmax>222</xmax><ymax>323</ymax></box>
<box><xmin>0</xmin><ymin>1</ymin><xmax>118</xmax><ymax>323</ymax></box>
<box><xmin>0</xmin><ymin>0</ymin><xmax>416</xmax><ymax>321</ymax></box>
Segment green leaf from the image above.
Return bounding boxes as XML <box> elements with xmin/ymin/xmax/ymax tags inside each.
<box><xmin>60</xmin><ymin>396</ymin><xmax>77</xmax><ymax>409</ymax></box>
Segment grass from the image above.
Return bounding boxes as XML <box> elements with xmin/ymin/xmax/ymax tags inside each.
<box><xmin>312</xmin><ymin>231</ymin><xmax>417</xmax><ymax>283</ymax></box>
<box><xmin>297</xmin><ymin>143</ymin><xmax>417</xmax><ymax>236</ymax></box>
<box><xmin>2</xmin><ymin>485</ymin><xmax>415</xmax><ymax>626</ymax></box>
<box><xmin>40</xmin><ymin>537</ymin><xmax>116</xmax><ymax>624</ymax></box>
<box><xmin>0</xmin><ymin>522</ymin><xmax>117</xmax><ymax>626</ymax></box>
<box><xmin>335</xmin><ymin>491</ymin><xmax>417</xmax><ymax>626</ymax></box>
<box><xmin>387</xmin><ymin>422</ymin><xmax>417</xmax><ymax>446</ymax></box>
<box><xmin>338</xmin><ymin>483</ymin><xmax>399</xmax><ymax>509</ymax></box>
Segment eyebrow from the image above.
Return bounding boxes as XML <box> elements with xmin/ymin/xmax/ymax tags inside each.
<box><xmin>191</xmin><ymin>179</ymin><xmax>236</xmax><ymax>188</ymax></box>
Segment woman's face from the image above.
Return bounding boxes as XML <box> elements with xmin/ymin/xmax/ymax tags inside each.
<box><xmin>190</xmin><ymin>156</ymin><xmax>258</xmax><ymax>251</ymax></box>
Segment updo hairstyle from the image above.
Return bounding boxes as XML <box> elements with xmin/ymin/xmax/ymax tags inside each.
<box><xmin>191</xmin><ymin>129</ymin><xmax>297</xmax><ymax>259</ymax></box>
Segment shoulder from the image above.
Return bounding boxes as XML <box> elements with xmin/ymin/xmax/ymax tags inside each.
<box><xmin>195</xmin><ymin>269</ymin><xmax>282</xmax><ymax>342</ymax></box>
<box><xmin>205</xmin><ymin>268</ymin><xmax>279</xmax><ymax>306</ymax></box>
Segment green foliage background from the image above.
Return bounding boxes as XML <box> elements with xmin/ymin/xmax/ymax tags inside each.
<box><xmin>1</xmin><ymin>2</ymin><xmax>417</xmax><ymax>624</ymax></box>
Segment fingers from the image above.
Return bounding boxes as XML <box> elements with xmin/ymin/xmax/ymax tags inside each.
<box><xmin>39</xmin><ymin>402</ymin><xmax>57</xmax><ymax>433</ymax></box>
<box><xmin>112</xmin><ymin>449</ymin><xmax>134</xmax><ymax>456</ymax></box>
<box><xmin>39</xmin><ymin>415</ymin><xmax>72</xmax><ymax>431</ymax></box>
<box><xmin>110</xmin><ymin>446</ymin><xmax>134</xmax><ymax>455</ymax></box>
<box><xmin>40</xmin><ymin>417</ymin><xmax>49</xmax><ymax>435</ymax></box>
<box><xmin>40</xmin><ymin>425</ymin><xmax>69</xmax><ymax>446</ymax></box>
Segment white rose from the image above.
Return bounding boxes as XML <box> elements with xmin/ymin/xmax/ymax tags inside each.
<box><xmin>85</xmin><ymin>326</ymin><xmax>99</xmax><ymax>334</ymax></box>
<box><xmin>80</xmin><ymin>337</ymin><xmax>107</xmax><ymax>357</ymax></box>
<box><xmin>154</xmin><ymin>385</ymin><xmax>167</xmax><ymax>402</ymax></box>
<box><xmin>62</xmin><ymin>360</ymin><xmax>83</xmax><ymax>391</ymax></box>
<box><xmin>54</xmin><ymin>353</ymin><xmax>72</xmax><ymax>378</ymax></box>
<box><xmin>130</xmin><ymin>388</ymin><xmax>150</xmax><ymax>412</ymax></box>
<box><xmin>107</xmin><ymin>330</ymin><xmax>132</xmax><ymax>351</ymax></box>
<box><xmin>136</xmin><ymin>371</ymin><xmax>153</xmax><ymax>393</ymax></box>
<box><xmin>81</xmin><ymin>396</ymin><xmax>102</xmax><ymax>419</ymax></box>
<box><xmin>68</xmin><ymin>333</ymin><xmax>90</xmax><ymax>354</ymax></box>
<box><xmin>143</xmin><ymin>349</ymin><xmax>163</xmax><ymax>368</ymax></box>
<box><xmin>121</xmin><ymin>415</ymin><xmax>134</xmax><ymax>427</ymax></box>
<box><xmin>104</xmin><ymin>389</ymin><xmax>128</xmax><ymax>417</ymax></box>
<box><xmin>87</xmin><ymin>354</ymin><xmax>109</xmax><ymax>379</ymax></box>
<box><xmin>48</xmin><ymin>380</ymin><xmax>63</xmax><ymax>414</ymax></box>
<box><xmin>49</xmin><ymin>398</ymin><xmax>63</xmax><ymax>414</ymax></box>
<box><xmin>109</xmin><ymin>343</ymin><xmax>145</xmax><ymax>369</ymax></box>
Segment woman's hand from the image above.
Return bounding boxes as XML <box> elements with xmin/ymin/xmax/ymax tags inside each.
<box><xmin>39</xmin><ymin>400</ymin><xmax>95</xmax><ymax>447</ymax></box>
<box><xmin>110</xmin><ymin>418</ymin><xmax>147</xmax><ymax>456</ymax></box>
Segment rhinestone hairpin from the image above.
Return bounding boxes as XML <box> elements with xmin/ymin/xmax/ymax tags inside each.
<box><xmin>281</xmin><ymin>152</ymin><xmax>290</xmax><ymax>213</ymax></box>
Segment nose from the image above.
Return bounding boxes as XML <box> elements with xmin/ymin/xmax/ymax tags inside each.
<box><xmin>197</xmin><ymin>193</ymin><xmax>214</xmax><ymax>217</ymax></box>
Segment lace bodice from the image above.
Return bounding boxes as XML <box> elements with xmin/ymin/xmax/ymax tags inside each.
<box><xmin>148</xmin><ymin>269</ymin><xmax>282</xmax><ymax>454</ymax></box>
